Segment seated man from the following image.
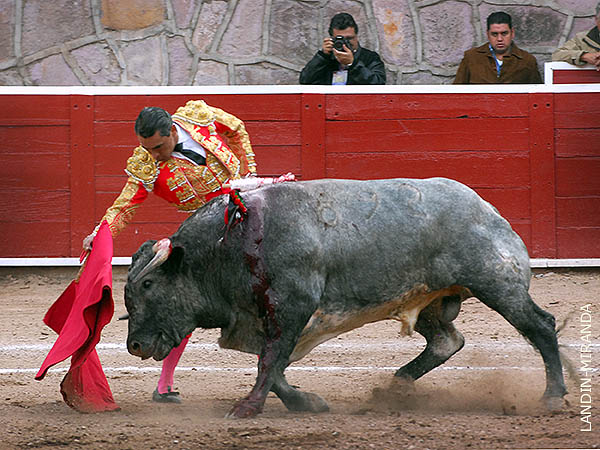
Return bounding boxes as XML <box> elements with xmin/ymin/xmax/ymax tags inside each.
<box><xmin>552</xmin><ymin>2</ymin><xmax>600</xmax><ymax>70</ymax></box>
<box><xmin>453</xmin><ymin>11</ymin><xmax>541</xmax><ymax>84</ymax></box>
<box><xmin>83</xmin><ymin>100</ymin><xmax>257</xmax><ymax>403</ymax></box>
<box><xmin>299</xmin><ymin>12</ymin><xmax>386</xmax><ymax>85</ymax></box>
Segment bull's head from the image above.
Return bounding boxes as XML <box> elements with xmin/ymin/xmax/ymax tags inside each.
<box><xmin>125</xmin><ymin>238</ymin><xmax>196</xmax><ymax>361</ymax></box>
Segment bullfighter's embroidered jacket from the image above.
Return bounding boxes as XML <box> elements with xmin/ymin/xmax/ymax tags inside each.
<box><xmin>99</xmin><ymin>100</ymin><xmax>256</xmax><ymax>237</ymax></box>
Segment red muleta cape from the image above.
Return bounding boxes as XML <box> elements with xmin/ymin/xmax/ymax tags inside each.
<box><xmin>35</xmin><ymin>221</ymin><xmax>119</xmax><ymax>412</ymax></box>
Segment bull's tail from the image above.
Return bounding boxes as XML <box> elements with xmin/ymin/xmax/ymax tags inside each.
<box><xmin>556</xmin><ymin>313</ymin><xmax>579</xmax><ymax>393</ymax></box>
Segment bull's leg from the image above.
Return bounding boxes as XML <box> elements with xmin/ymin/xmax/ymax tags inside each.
<box><xmin>270</xmin><ymin>370</ymin><xmax>329</xmax><ymax>413</ymax></box>
<box><xmin>225</xmin><ymin>286</ymin><xmax>320</xmax><ymax>419</ymax></box>
<box><xmin>225</xmin><ymin>322</ymin><xmax>292</xmax><ymax>418</ymax></box>
<box><xmin>395</xmin><ymin>295</ymin><xmax>465</xmax><ymax>380</ymax></box>
<box><xmin>472</xmin><ymin>285</ymin><xmax>567</xmax><ymax>406</ymax></box>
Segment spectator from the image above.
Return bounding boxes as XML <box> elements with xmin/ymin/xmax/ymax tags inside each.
<box><xmin>552</xmin><ymin>2</ymin><xmax>600</xmax><ymax>70</ymax></box>
<box><xmin>299</xmin><ymin>12</ymin><xmax>386</xmax><ymax>85</ymax></box>
<box><xmin>453</xmin><ymin>11</ymin><xmax>541</xmax><ymax>84</ymax></box>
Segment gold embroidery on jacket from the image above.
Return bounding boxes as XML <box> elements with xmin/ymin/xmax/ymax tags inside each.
<box><xmin>164</xmin><ymin>158</ymin><xmax>225</xmax><ymax>212</ymax></box>
<box><xmin>125</xmin><ymin>146</ymin><xmax>158</xmax><ymax>190</ymax></box>
<box><xmin>102</xmin><ymin>178</ymin><xmax>144</xmax><ymax>237</ymax></box>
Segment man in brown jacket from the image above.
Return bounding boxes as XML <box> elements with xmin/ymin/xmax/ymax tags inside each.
<box><xmin>453</xmin><ymin>11</ymin><xmax>542</xmax><ymax>84</ymax></box>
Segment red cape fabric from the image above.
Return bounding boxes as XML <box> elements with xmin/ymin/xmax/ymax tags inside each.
<box><xmin>35</xmin><ymin>221</ymin><xmax>119</xmax><ymax>412</ymax></box>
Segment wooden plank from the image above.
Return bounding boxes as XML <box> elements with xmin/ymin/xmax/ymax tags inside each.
<box><xmin>554</xmin><ymin>92</ymin><xmax>600</xmax><ymax>112</ymax></box>
<box><xmin>528</xmin><ymin>93</ymin><xmax>556</xmax><ymax>258</ymax></box>
<box><xmin>93</xmin><ymin>121</ymin><xmax>137</xmax><ymax>149</ymax></box>
<box><xmin>325</xmin><ymin>151</ymin><xmax>530</xmax><ymax>188</ymax></box>
<box><xmin>474</xmin><ymin>188</ymin><xmax>530</xmax><ymax>221</ymax></box>
<box><xmin>94</xmin><ymin>175</ymin><xmax>131</xmax><ymax>192</ymax></box>
<box><xmin>326</xmin><ymin>94</ymin><xmax>530</xmax><ymax>120</ymax></box>
<box><xmin>0</xmin><ymin>153</ymin><xmax>69</xmax><ymax>190</ymax></box>
<box><xmin>556</xmin><ymin>197</ymin><xmax>600</xmax><ymax>227</ymax></box>
<box><xmin>510</xmin><ymin>222</ymin><xmax>531</xmax><ymax>252</ymax></box>
<box><xmin>0</xmin><ymin>190</ymin><xmax>70</xmax><ymax>222</ymax></box>
<box><xmin>301</xmin><ymin>94</ymin><xmax>326</xmax><ymax>180</ymax></box>
<box><xmin>554</xmin><ymin>92</ymin><xmax>600</xmax><ymax>128</ymax></box>
<box><xmin>0</xmin><ymin>222</ymin><xmax>70</xmax><ymax>257</ymax></box>
<box><xmin>244</xmin><ymin>121</ymin><xmax>301</xmax><ymax>146</ymax></box>
<box><xmin>555</xmin><ymin>128</ymin><xmax>600</xmax><ymax>157</ymax></box>
<box><xmin>1</xmin><ymin>125</ymin><xmax>70</xmax><ymax>154</ymax></box>
<box><xmin>70</xmin><ymin>95</ymin><xmax>96</xmax><ymax>257</ymax></box>
<box><xmin>552</xmin><ymin>70</ymin><xmax>600</xmax><ymax>84</ymax></box>
<box><xmin>112</xmin><ymin>223</ymin><xmax>184</xmax><ymax>256</ymax></box>
<box><xmin>94</xmin><ymin>94</ymin><xmax>301</xmax><ymax>122</ymax></box>
<box><xmin>253</xmin><ymin>145</ymin><xmax>301</xmax><ymax>176</ymax></box>
<box><xmin>0</xmin><ymin>95</ymin><xmax>69</xmax><ymax>125</ymax></box>
<box><xmin>556</xmin><ymin>158</ymin><xmax>600</xmax><ymax>197</ymax></box>
<box><xmin>557</xmin><ymin>228</ymin><xmax>600</xmax><ymax>258</ymax></box>
<box><xmin>325</xmin><ymin>118</ymin><xmax>529</xmax><ymax>152</ymax></box>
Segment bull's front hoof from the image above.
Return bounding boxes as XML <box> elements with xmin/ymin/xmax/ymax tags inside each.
<box><xmin>225</xmin><ymin>400</ymin><xmax>263</xmax><ymax>419</ymax></box>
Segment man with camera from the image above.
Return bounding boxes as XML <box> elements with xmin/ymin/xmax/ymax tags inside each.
<box><xmin>299</xmin><ymin>12</ymin><xmax>386</xmax><ymax>85</ymax></box>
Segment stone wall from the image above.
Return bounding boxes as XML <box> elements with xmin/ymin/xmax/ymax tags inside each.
<box><xmin>0</xmin><ymin>0</ymin><xmax>598</xmax><ymax>85</ymax></box>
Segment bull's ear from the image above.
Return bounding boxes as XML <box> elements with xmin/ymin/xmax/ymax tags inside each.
<box><xmin>163</xmin><ymin>245</ymin><xmax>185</xmax><ymax>275</ymax></box>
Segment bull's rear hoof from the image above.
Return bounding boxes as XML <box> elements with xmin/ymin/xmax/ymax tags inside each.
<box><xmin>285</xmin><ymin>392</ymin><xmax>329</xmax><ymax>413</ymax></box>
<box><xmin>225</xmin><ymin>400</ymin><xmax>262</xmax><ymax>419</ymax></box>
<box><xmin>542</xmin><ymin>395</ymin><xmax>566</xmax><ymax>413</ymax></box>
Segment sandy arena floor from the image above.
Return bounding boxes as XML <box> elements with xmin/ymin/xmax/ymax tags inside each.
<box><xmin>0</xmin><ymin>266</ymin><xmax>598</xmax><ymax>449</ymax></box>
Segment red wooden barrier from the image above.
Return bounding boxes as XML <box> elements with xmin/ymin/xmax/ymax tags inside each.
<box><xmin>0</xmin><ymin>88</ymin><xmax>598</xmax><ymax>259</ymax></box>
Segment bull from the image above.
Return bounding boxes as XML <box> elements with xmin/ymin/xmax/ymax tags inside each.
<box><xmin>125</xmin><ymin>177</ymin><xmax>567</xmax><ymax>418</ymax></box>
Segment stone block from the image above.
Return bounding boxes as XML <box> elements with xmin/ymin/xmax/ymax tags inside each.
<box><xmin>218</xmin><ymin>0</ymin><xmax>263</xmax><ymax>57</ymax></box>
<box><xmin>401</xmin><ymin>70</ymin><xmax>453</xmax><ymax>85</ymax></box>
<box><xmin>421</xmin><ymin>1</ymin><xmax>475</xmax><ymax>67</ymax></box>
<box><xmin>27</xmin><ymin>54</ymin><xmax>82</xmax><ymax>85</ymax></box>
<box><xmin>192</xmin><ymin>1</ymin><xmax>227</xmax><ymax>53</ymax></box>
<box><xmin>554</xmin><ymin>0</ymin><xmax>599</xmax><ymax>16</ymax></box>
<box><xmin>121</xmin><ymin>38</ymin><xmax>163</xmax><ymax>85</ymax></box>
<box><xmin>270</xmin><ymin>0</ymin><xmax>319</xmax><ymax>67</ymax></box>
<box><xmin>100</xmin><ymin>0</ymin><xmax>164</xmax><ymax>31</ymax></box>
<box><xmin>235</xmin><ymin>62</ymin><xmax>299</xmax><ymax>85</ymax></box>
<box><xmin>172</xmin><ymin>0</ymin><xmax>196</xmax><ymax>29</ymax></box>
<box><xmin>569</xmin><ymin>17</ymin><xmax>597</xmax><ymax>39</ymax></box>
<box><xmin>193</xmin><ymin>60</ymin><xmax>229</xmax><ymax>85</ymax></box>
<box><xmin>0</xmin><ymin>69</ymin><xmax>23</xmax><ymax>85</ymax></box>
<box><xmin>22</xmin><ymin>0</ymin><xmax>94</xmax><ymax>56</ymax></box>
<box><xmin>373</xmin><ymin>0</ymin><xmax>415</xmax><ymax>66</ymax></box>
<box><xmin>168</xmin><ymin>36</ymin><xmax>193</xmax><ymax>85</ymax></box>
<box><xmin>479</xmin><ymin>5</ymin><xmax>567</xmax><ymax>48</ymax></box>
<box><xmin>0</xmin><ymin>1</ymin><xmax>14</xmax><ymax>61</ymax></box>
<box><xmin>71</xmin><ymin>43</ymin><xmax>122</xmax><ymax>85</ymax></box>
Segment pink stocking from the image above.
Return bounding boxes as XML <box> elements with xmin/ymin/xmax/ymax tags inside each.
<box><xmin>157</xmin><ymin>335</ymin><xmax>189</xmax><ymax>394</ymax></box>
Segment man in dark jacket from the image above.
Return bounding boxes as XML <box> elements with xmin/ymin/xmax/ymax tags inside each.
<box><xmin>299</xmin><ymin>12</ymin><xmax>386</xmax><ymax>85</ymax></box>
<box><xmin>453</xmin><ymin>11</ymin><xmax>541</xmax><ymax>84</ymax></box>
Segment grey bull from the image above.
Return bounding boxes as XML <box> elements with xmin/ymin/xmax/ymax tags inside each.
<box><xmin>125</xmin><ymin>178</ymin><xmax>567</xmax><ymax>418</ymax></box>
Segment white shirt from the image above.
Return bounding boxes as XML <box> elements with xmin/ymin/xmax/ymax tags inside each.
<box><xmin>172</xmin><ymin>122</ymin><xmax>206</xmax><ymax>164</ymax></box>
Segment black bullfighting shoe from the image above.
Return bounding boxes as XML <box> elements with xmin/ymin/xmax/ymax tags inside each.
<box><xmin>152</xmin><ymin>387</ymin><xmax>182</xmax><ymax>404</ymax></box>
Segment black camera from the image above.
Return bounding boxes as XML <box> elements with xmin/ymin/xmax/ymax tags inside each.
<box><xmin>333</xmin><ymin>35</ymin><xmax>351</xmax><ymax>51</ymax></box>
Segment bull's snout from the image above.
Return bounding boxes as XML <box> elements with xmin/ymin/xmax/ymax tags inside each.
<box><xmin>127</xmin><ymin>338</ymin><xmax>146</xmax><ymax>358</ymax></box>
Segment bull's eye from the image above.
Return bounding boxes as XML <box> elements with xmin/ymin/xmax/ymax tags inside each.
<box><xmin>143</xmin><ymin>279</ymin><xmax>152</xmax><ymax>289</ymax></box>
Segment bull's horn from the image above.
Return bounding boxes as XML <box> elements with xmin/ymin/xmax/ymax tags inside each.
<box><xmin>132</xmin><ymin>238</ymin><xmax>172</xmax><ymax>282</ymax></box>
